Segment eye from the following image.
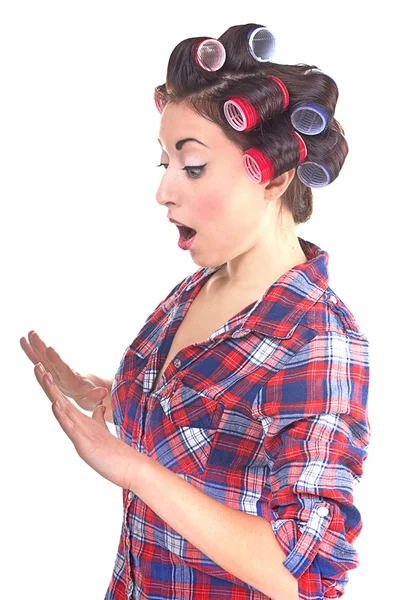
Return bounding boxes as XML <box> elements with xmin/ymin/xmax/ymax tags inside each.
<box><xmin>156</xmin><ymin>163</ymin><xmax>207</xmax><ymax>179</ymax></box>
<box><xmin>184</xmin><ymin>165</ymin><xmax>206</xmax><ymax>178</ymax></box>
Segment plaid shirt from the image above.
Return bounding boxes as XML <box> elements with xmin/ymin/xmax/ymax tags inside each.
<box><xmin>105</xmin><ymin>237</ymin><xmax>371</xmax><ymax>600</ymax></box>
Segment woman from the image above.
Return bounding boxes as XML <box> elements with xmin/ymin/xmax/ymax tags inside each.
<box><xmin>20</xmin><ymin>23</ymin><xmax>371</xmax><ymax>600</ymax></box>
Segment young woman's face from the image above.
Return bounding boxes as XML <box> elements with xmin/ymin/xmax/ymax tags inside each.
<box><xmin>156</xmin><ymin>102</ymin><xmax>268</xmax><ymax>268</ymax></box>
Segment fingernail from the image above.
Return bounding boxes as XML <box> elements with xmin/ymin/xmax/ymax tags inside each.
<box><xmin>37</xmin><ymin>363</ymin><xmax>45</xmax><ymax>373</ymax></box>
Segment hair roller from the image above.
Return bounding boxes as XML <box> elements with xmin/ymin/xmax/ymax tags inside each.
<box><xmin>296</xmin><ymin>127</ymin><xmax>348</xmax><ymax>187</ymax></box>
<box><xmin>246</xmin><ymin>25</ymin><xmax>276</xmax><ymax>62</ymax></box>
<box><xmin>154</xmin><ymin>85</ymin><xmax>167</xmax><ymax>114</ymax></box>
<box><xmin>291</xmin><ymin>102</ymin><xmax>330</xmax><ymax>135</ymax></box>
<box><xmin>217</xmin><ymin>23</ymin><xmax>275</xmax><ymax>72</ymax></box>
<box><xmin>223</xmin><ymin>75</ymin><xmax>290</xmax><ymax>132</ymax></box>
<box><xmin>291</xmin><ymin>131</ymin><xmax>307</xmax><ymax>163</ymax></box>
<box><xmin>242</xmin><ymin>148</ymin><xmax>275</xmax><ymax>183</ymax></box>
<box><xmin>243</xmin><ymin>128</ymin><xmax>308</xmax><ymax>184</ymax></box>
<box><xmin>296</xmin><ymin>162</ymin><xmax>333</xmax><ymax>187</ymax></box>
<box><xmin>268</xmin><ymin>76</ymin><xmax>289</xmax><ymax>110</ymax></box>
<box><xmin>285</xmin><ymin>69</ymin><xmax>338</xmax><ymax>135</ymax></box>
<box><xmin>194</xmin><ymin>38</ymin><xmax>226</xmax><ymax>72</ymax></box>
<box><xmin>223</xmin><ymin>97</ymin><xmax>260</xmax><ymax>131</ymax></box>
<box><xmin>165</xmin><ymin>36</ymin><xmax>228</xmax><ymax>96</ymax></box>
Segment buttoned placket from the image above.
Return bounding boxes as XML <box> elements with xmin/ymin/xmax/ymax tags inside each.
<box><xmin>136</xmin><ymin>305</ymin><xmax>187</xmax><ymax>455</ymax></box>
<box><xmin>124</xmin><ymin>490</ymin><xmax>135</xmax><ymax>598</ymax></box>
<box><xmin>122</xmin><ymin>314</ymin><xmax>183</xmax><ymax>598</ymax></box>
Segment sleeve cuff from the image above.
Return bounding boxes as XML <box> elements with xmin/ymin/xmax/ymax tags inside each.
<box><xmin>272</xmin><ymin>501</ymin><xmax>333</xmax><ymax>578</ymax></box>
<box><xmin>271</xmin><ymin>501</ymin><xmax>350</xmax><ymax>600</ymax></box>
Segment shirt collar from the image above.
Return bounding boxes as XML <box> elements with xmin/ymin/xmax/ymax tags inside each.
<box><xmin>183</xmin><ymin>237</ymin><xmax>329</xmax><ymax>339</ymax></box>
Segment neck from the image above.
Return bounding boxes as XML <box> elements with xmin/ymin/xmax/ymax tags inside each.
<box><xmin>212</xmin><ymin>231</ymin><xmax>307</xmax><ymax>294</ymax></box>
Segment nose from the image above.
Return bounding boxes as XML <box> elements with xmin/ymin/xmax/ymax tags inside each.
<box><xmin>155</xmin><ymin>168</ymin><xmax>180</xmax><ymax>208</ymax></box>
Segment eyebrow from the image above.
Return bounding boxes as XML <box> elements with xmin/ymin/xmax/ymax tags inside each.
<box><xmin>157</xmin><ymin>137</ymin><xmax>209</xmax><ymax>151</ymax></box>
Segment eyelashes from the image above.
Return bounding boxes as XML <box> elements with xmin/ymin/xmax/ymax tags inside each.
<box><xmin>156</xmin><ymin>163</ymin><xmax>207</xmax><ymax>179</ymax></box>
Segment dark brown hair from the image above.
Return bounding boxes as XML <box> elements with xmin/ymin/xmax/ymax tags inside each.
<box><xmin>154</xmin><ymin>23</ymin><xmax>348</xmax><ymax>225</ymax></box>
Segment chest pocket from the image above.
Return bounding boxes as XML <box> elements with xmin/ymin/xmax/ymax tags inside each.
<box><xmin>147</xmin><ymin>377</ymin><xmax>224</xmax><ymax>476</ymax></box>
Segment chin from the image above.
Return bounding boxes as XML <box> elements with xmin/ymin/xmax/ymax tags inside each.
<box><xmin>191</xmin><ymin>255</ymin><xmax>226</xmax><ymax>269</ymax></box>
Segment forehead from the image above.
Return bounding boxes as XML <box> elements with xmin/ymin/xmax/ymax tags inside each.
<box><xmin>158</xmin><ymin>102</ymin><xmax>226</xmax><ymax>149</ymax></box>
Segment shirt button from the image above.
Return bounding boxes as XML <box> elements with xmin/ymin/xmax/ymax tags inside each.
<box><xmin>127</xmin><ymin>579</ymin><xmax>134</xmax><ymax>595</ymax></box>
<box><xmin>173</xmin><ymin>358</ymin><xmax>181</xmax><ymax>368</ymax></box>
<box><xmin>128</xmin><ymin>491</ymin><xmax>133</xmax><ymax>500</ymax></box>
<box><xmin>317</xmin><ymin>506</ymin><xmax>329</xmax><ymax>517</ymax></box>
<box><xmin>329</xmin><ymin>295</ymin><xmax>338</xmax><ymax>304</ymax></box>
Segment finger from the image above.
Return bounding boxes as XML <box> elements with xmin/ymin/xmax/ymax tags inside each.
<box><xmin>20</xmin><ymin>331</ymin><xmax>53</xmax><ymax>373</ymax></box>
<box><xmin>51</xmin><ymin>399</ymin><xmax>76</xmax><ymax>438</ymax></box>
<box><xmin>40</xmin><ymin>370</ymin><xmax>86</xmax><ymax>436</ymax></box>
<box><xmin>34</xmin><ymin>366</ymin><xmax>78</xmax><ymax>422</ymax></box>
<box><xmin>34</xmin><ymin>365</ymin><xmax>65</xmax><ymax>404</ymax></box>
<box><xmin>23</xmin><ymin>332</ymin><xmax>79</xmax><ymax>388</ymax></box>
<box><xmin>45</xmin><ymin>345</ymin><xmax>75</xmax><ymax>379</ymax></box>
<box><xmin>87</xmin><ymin>389</ymin><xmax>109</xmax><ymax>410</ymax></box>
<box><xmin>91</xmin><ymin>387</ymin><xmax>109</xmax><ymax>402</ymax></box>
<box><xmin>91</xmin><ymin>404</ymin><xmax>109</xmax><ymax>430</ymax></box>
<box><xmin>20</xmin><ymin>333</ymin><xmax>42</xmax><ymax>365</ymax></box>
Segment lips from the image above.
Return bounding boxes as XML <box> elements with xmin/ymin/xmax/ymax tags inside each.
<box><xmin>169</xmin><ymin>217</ymin><xmax>193</xmax><ymax>229</ymax></box>
<box><xmin>169</xmin><ymin>218</ymin><xmax>197</xmax><ymax>236</ymax></box>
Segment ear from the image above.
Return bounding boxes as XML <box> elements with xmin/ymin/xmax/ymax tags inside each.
<box><xmin>264</xmin><ymin>168</ymin><xmax>296</xmax><ymax>202</ymax></box>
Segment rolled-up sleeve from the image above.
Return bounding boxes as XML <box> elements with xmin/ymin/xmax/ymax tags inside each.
<box><xmin>252</xmin><ymin>330</ymin><xmax>371</xmax><ymax>599</ymax></box>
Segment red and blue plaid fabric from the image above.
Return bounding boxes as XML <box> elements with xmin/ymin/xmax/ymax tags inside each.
<box><xmin>105</xmin><ymin>237</ymin><xmax>371</xmax><ymax>600</ymax></box>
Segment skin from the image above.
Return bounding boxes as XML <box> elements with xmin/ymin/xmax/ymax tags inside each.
<box><xmin>156</xmin><ymin>101</ymin><xmax>308</xmax><ymax>296</ymax></box>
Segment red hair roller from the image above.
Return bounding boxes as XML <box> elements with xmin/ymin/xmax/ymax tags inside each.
<box><xmin>268</xmin><ymin>76</ymin><xmax>289</xmax><ymax>110</ymax></box>
<box><xmin>223</xmin><ymin>97</ymin><xmax>260</xmax><ymax>131</ymax></box>
<box><xmin>242</xmin><ymin>132</ymin><xmax>307</xmax><ymax>184</ymax></box>
<box><xmin>224</xmin><ymin>75</ymin><xmax>290</xmax><ymax>132</ymax></box>
<box><xmin>242</xmin><ymin>148</ymin><xmax>275</xmax><ymax>184</ymax></box>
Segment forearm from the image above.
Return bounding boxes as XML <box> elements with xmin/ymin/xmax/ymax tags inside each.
<box><xmin>129</xmin><ymin>451</ymin><xmax>299</xmax><ymax>600</ymax></box>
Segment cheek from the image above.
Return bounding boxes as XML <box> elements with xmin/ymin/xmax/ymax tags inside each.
<box><xmin>196</xmin><ymin>194</ymin><xmax>227</xmax><ymax>225</ymax></box>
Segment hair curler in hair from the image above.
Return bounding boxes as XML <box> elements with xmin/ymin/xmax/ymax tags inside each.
<box><xmin>246</xmin><ymin>25</ymin><xmax>276</xmax><ymax>62</ymax></box>
<box><xmin>291</xmin><ymin>131</ymin><xmax>308</xmax><ymax>164</ymax></box>
<box><xmin>193</xmin><ymin>38</ymin><xmax>226</xmax><ymax>72</ymax></box>
<box><xmin>243</xmin><ymin>131</ymin><xmax>307</xmax><ymax>184</ymax></box>
<box><xmin>223</xmin><ymin>76</ymin><xmax>289</xmax><ymax>131</ymax></box>
<box><xmin>291</xmin><ymin>102</ymin><xmax>330</xmax><ymax>135</ymax></box>
<box><xmin>296</xmin><ymin>127</ymin><xmax>348</xmax><ymax>187</ymax></box>
<box><xmin>296</xmin><ymin>161</ymin><xmax>332</xmax><ymax>187</ymax></box>
<box><xmin>242</xmin><ymin>148</ymin><xmax>275</xmax><ymax>183</ymax></box>
<box><xmin>223</xmin><ymin>97</ymin><xmax>260</xmax><ymax>131</ymax></box>
<box><xmin>269</xmin><ymin>76</ymin><xmax>289</xmax><ymax>109</ymax></box>
<box><xmin>154</xmin><ymin>87</ymin><xmax>165</xmax><ymax>114</ymax></box>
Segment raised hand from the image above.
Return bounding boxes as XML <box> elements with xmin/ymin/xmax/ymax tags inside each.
<box><xmin>20</xmin><ymin>330</ymin><xmax>111</xmax><ymax>412</ymax></box>
<box><xmin>34</xmin><ymin>362</ymin><xmax>139</xmax><ymax>491</ymax></box>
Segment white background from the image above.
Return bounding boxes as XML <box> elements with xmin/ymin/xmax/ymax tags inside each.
<box><xmin>1</xmin><ymin>1</ymin><xmax>397</xmax><ymax>598</ymax></box>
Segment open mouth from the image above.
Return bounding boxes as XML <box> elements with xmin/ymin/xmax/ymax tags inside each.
<box><xmin>177</xmin><ymin>225</ymin><xmax>197</xmax><ymax>240</ymax></box>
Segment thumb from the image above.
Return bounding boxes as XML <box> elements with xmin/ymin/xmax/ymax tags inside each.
<box><xmin>93</xmin><ymin>387</ymin><xmax>109</xmax><ymax>400</ymax></box>
<box><xmin>91</xmin><ymin>403</ymin><xmax>108</xmax><ymax>429</ymax></box>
